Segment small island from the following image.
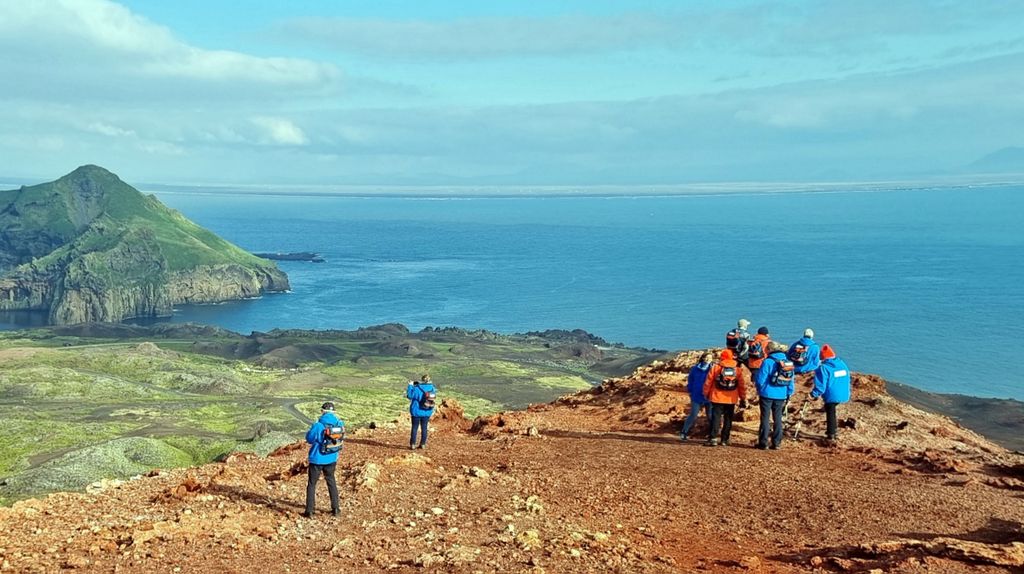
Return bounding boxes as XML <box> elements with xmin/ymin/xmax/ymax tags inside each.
<box><xmin>253</xmin><ymin>252</ymin><xmax>325</xmax><ymax>263</ymax></box>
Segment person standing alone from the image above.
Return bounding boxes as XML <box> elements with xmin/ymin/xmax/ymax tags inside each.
<box><xmin>407</xmin><ymin>374</ymin><xmax>437</xmax><ymax>450</ymax></box>
<box><xmin>303</xmin><ymin>402</ymin><xmax>343</xmax><ymax>518</ymax></box>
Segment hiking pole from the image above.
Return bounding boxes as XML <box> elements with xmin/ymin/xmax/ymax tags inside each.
<box><xmin>790</xmin><ymin>396</ymin><xmax>811</xmax><ymax>440</ymax></box>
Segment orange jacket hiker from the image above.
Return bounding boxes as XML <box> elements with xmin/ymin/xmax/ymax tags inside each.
<box><xmin>703</xmin><ymin>349</ymin><xmax>748</xmax><ymax>404</ymax></box>
<box><xmin>746</xmin><ymin>331</ymin><xmax>772</xmax><ymax>369</ymax></box>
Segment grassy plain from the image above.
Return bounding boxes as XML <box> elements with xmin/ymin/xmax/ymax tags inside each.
<box><xmin>0</xmin><ymin>326</ymin><xmax>660</xmax><ymax>504</ymax></box>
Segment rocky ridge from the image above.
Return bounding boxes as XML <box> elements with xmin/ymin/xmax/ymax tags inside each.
<box><xmin>0</xmin><ymin>166</ymin><xmax>288</xmax><ymax>324</ymax></box>
<box><xmin>0</xmin><ymin>351</ymin><xmax>1022</xmax><ymax>573</ymax></box>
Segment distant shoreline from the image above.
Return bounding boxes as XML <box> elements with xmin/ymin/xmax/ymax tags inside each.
<box><xmin>134</xmin><ymin>178</ymin><xmax>1024</xmax><ymax>200</ymax></box>
<box><xmin>887</xmin><ymin>382</ymin><xmax>1024</xmax><ymax>452</ymax></box>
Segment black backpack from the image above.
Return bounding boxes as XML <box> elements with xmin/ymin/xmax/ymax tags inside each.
<box><xmin>770</xmin><ymin>359</ymin><xmax>795</xmax><ymax>386</ymax></box>
<box><xmin>748</xmin><ymin>338</ymin><xmax>767</xmax><ymax>361</ymax></box>
<box><xmin>725</xmin><ymin>329</ymin><xmax>740</xmax><ymax>350</ymax></box>
<box><xmin>726</xmin><ymin>329</ymin><xmax>749</xmax><ymax>358</ymax></box>
<box><xmin>419</xmin><ymin>387</ymin><xmax>437</xmax><ymax>410</ymax></box>
<box><xmin>715</xmin><ymin>366</ymin><xmax>738</xmax><ymax>391</ymax></box>
<box><xmin>789</xmin><ymin>343</ymin><xmax>809</xmax><ymax>366</ymax></box>
<box><xmin>319</xmin><ymin>421</ymin><xmax>346</xmax><ymax>455</ymax></box>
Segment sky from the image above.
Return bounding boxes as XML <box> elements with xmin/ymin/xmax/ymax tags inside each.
<box><xmin>1</xmin><ymin>0</ymin><xmax>1023</xmax><ymax>186</ymax></box>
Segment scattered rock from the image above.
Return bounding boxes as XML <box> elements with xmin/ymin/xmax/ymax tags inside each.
<box><xmin>516</xmin><ymin>530</ymin><xmax>542</xmax><ymax>551</ymax></box>
<box><xmin>383</xmin><ymin>453</ymin><xmax>432</xmax><ymax>467</ymax></box>
<box><xmin>739</xmin><ymin>555</ymin><xmax>762</xmax><ymax>570</ymax></box>
<box><xmin>351</xmin><ymin>463</ymin><xmax>382</xmax><ymax>491</ymax></box>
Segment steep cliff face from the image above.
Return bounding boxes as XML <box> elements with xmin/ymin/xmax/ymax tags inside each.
<box><xmin>0</xmin><ymin>166</ymin><xmax>290</xmax><ymax>324</ymax></box>
<box><xmin>167</xmin><ymin>264</ymin><xmax>289</xmax><ymax>305</ymax></box>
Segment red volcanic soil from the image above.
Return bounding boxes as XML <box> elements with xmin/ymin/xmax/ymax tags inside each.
<box><xmin>1</xmin><ymin>353</ymin><xmax>1022</xmax><ymax>573</ymax></box>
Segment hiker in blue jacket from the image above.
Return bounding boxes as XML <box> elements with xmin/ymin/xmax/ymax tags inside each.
<box><xmin>680</xmin><ymin>353</ymin><xmax>713</xmax><ymax>441</ymax></box>
<box><xmin>754</xmin><ymin>343</ymin><xmax>796</xmax><ymax>450</ymax></box>
<box><xmin>787</xmin><ymin>328</ymin><xmax>821</xmax><ymax>374</ymax></box>
<box><xmin>303</xmin><ymin>401</ymin><xmax>343</xmax><ymax>518</ymax></box>
<box><xmin>406</xmin><ymin>374</ymin><xmax>437</xmax><ymax>450</ymax></box>
<box><xmin>811</xmin><ymin>344</ymin><xmax>852</xmax><ymax>443</ymax></box>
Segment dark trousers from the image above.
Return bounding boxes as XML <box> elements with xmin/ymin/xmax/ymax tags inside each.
<box><xmin>824</xmin><ymin>402</ymin><xmax>839</xmax><ymax>439</ymax></box>
<box><xmin>758</xmin><ymin>398</ymin><xmax>786</xmax><ymax>447</ymax></box>
<box><xmin>305</xmin><ymin>462</ymin><xmax>339</xmax><ymax>515</ymax></box>
<box><xmin>410</xmin><ymin>416</ymin><xmax>430</xmax><ymax>446</ymax></box>
<box><xmin>708</xmin><ymin>403</ymin><xmax>736</xmax><ymax>442</ymax></box>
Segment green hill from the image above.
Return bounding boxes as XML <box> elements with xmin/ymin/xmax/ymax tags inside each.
<box><xmin>0</xmin><ymin>166</ymin><xmax>289</xmax><ymax>324</ymax></box>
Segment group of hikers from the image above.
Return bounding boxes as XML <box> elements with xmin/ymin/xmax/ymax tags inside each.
<box><xmin>683</xmin><ymin>318</ymin><xmax>852</xmax><ymax>450</ymax></box>
<box><xmin>300</xmin><ymin>374</ymin><xmax>437</xmax><ymax>517</ymax></box>
<box><xmin>299</xmin><ymin>320</ymin><xmax>852</xmax><ymax>516</ymax></box>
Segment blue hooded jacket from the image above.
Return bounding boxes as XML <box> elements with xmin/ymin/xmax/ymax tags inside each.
<box><xmin>812</xmin><ymin>357</ymin><xmax>852</xmax><ymax>404</ymax></box>
<box><xmin>787</xmin><ymin>337</ymin><xmax>821</xmax><ymax>374</ymax></box>
<box><xmin>407</xmin><ymin>382</ymin><xmax>437</xmax><ymax>418</ymax></box>
<box><xmin>686</xmin><ymin>362</ymin><xmax>711</xmax><ymax>405</ymax></box>
<box><xmin>306</xmin><ymin>411</ymin><xmax>343</xmax><ymax>465</ymax></box>
<box><xmin>755</xmin><ymin>352</ymin><xmax>796</xmax><ymax>400</ymax></box>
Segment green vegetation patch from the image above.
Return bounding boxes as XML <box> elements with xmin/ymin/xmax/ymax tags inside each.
<box><xmin>0</xmin><ymin>365</ymin><xmax>168</xmax><ymax>400</ymax></box>
<box><xmin>0</xmin><ymin>437</ymin><xmax>195</xmax><ymax>498</ymax></box>
<box><xmin>0</xmin><ymin>417</ymin><xmax>139</xmax><ymax>476</ymax></box>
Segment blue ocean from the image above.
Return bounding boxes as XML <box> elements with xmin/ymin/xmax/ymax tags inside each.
<box><xmin>6</xmin><ymin>185</ymin><xmax>1023</xmax><ymax>399</ymax></box>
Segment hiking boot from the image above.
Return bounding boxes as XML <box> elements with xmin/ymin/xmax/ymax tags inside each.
<box><xmin>705</xmin><ymin>439</ymin><xmax>718</xmax><ymax>447</ymax></box>
<box><xmin>755</xmin><ymin>443</ymin><xmax>768</xmax><ymax>450</ymax></box>
<box><xmin>417</xmin><ymin>444</ymin><xmax>427</xmax><ymax>450</ymax></box>
<box><xmin>679</xmin><ymin>434</ymin><xmax>689</xmax><ymax>442</ymax></box>
<box><xmin>720</xmin><ymin>440</ymin><xmax>730</xmax><ymax>447</ymax></box>
<box><xmin>769</xmin><ymin>443</ymin><xmax>780</xmax><ymax>450</ymax></box>
<box><xmin>300</xmin><ymin>511</ymin><xmax>314</xmax><ymax>519</ymax></box>
<box><xmin>332</xmin><ymin>508</ymin><xmax>341</xmax><ymax>517</ymax></box>
<box><xmin>409</xmin><ymin>444</ymin><xmax>416</xmax><ymax>451</ymax></box>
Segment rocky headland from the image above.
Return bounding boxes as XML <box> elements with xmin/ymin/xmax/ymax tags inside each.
<box><xmin>253</xmin><ymin>252</ymin><xmax>326</xmax><ymax>263</ymax></box>
<box><xmin>0</xmin><ymin>166</ymin><xmax>289</xmax><ymax>324</ymax></box>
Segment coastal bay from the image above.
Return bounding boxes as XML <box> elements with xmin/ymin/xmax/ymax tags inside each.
<box><xmin>144</xmin><ymin>185</ymin><xmax>1024</xmax><ymax>401</ymax></box>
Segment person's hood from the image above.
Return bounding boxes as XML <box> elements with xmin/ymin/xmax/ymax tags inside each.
<box><xmin>798</xmin><ymin>336</ymin><xmax>815</xmax><ymax>346</ymax></box>
<box><xmin>693</xmin><ymin>361</ymin><xmax>711</xmax><ymax>371</ymax></box>
<box><xmin>768</xmin><ymin>351</ymin><xmax>787</xmax><ymax>359</ymax></box>
<box><xmin>318</xmin><ymin>412</ymin><xmax>341</xmax><ymax>425</ymax></box>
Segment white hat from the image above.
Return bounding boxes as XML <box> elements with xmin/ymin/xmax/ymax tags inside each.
<box><xmin>804</xmin><ymin>328</ymin><xmax>814</xmax><ymax>338</ymax></box>
<box><xmin>738</xmin><ymin>318</ymin><xmax>751</xmax><ymax>329</ymax></box>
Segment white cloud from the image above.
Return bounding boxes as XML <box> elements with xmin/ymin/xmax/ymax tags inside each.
<box><xmin>86</xmin><ymin>122</ymin><xmax>136</xmax><ymax>137</ymax></box>
<box><xmin>138</xmin><ymin>141</ymin><xmax>185</xmax><ymax>156</ymax></box>
<box><xmin>250</xmin><ymin>117</ymin><xmax>308</xmax><ymax>146</ymax></box>
<box><xmin>0</xmin><ymin>0</ymin><xmax>339</xmax><ymax>99</ymax></box>
<box><xmin>273</xmin><ymin>13</ymin><xmax>683</xmax><ymax>58</ymax></box>
<box><xmin>271</xmin><ymin>2</ymin><xmax>1024</xmax><ymax>60</ymax></box>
